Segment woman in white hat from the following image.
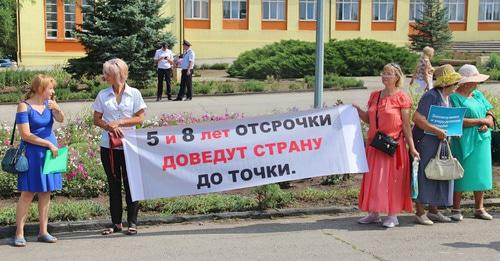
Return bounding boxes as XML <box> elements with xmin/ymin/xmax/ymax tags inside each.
<box><xmin>449</xmin><ymin>64</ymin><xmax>494</xmax><ymax>221</ymax></box>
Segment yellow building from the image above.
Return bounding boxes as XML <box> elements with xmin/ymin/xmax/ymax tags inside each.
<box><xmin>17</xmin><ymin>0</ymin><xmax>500</xmax><ymax>66</ymax></box>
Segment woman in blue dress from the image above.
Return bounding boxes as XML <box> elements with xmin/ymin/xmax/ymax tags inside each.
<box><xmin>412</xmin><ymin>65</ymin><xmax>462</xmax><ymax>225</ymax></box>
<box><xmin>13</xmin><ymin>74</ymin><xmax>65</xmax><ymax>247</ymax></box>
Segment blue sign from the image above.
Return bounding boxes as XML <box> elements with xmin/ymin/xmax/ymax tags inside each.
<box><xmin>425</xmin><ymin>105</ymin><xmax>467</xmax><ymax>137</ymax></box>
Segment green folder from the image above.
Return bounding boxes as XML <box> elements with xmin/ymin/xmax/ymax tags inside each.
<box><xmin>43</xmin><ymin>147</ymin><xmax>69</xmax><ymax>175</ymax></box>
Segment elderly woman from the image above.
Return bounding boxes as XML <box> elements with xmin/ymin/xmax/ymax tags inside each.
<box><xmin>354</xmin><ymin>63</ymin><xmax>420</xmax><ymax>228</ymax></box>
<box><xmin>14</xmin><ymin>75</ymin><xmax>65</xmax><ymax>246</ymax></box>
<box><xmin>410</xmin><ymin>46</ymin><xmax>435</xmax><ymax>93</ymax></box>
<box><xmin>93</xmin><ymin>58</ymin><xmax>147</xmax><ymax>235</ymax></box>
<box><xmin>412</xmin><ymin>65</ymin><xmax>462</xmax><ymax>225</ymax></box>
<box><xmin>450</xmin><ymin>64</ymin><xmax>494</xmax><ymax>221</ymax></box>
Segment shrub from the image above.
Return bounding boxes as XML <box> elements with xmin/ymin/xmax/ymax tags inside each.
<box><xmin>288</xmin><ymin>82</ymin><xmax>303</xmax><ymax>90</ymax></box>
<box><xmin>228</xmin><ymin>39</ymin><xmax>418</xmax><ymax>79</ymax></box>
<box><xmin>193</xmin><ymin>81</ymin><xmax>216</xmax><ymax>94</ymax></box>
<box><xmin>239</xmin><ymin>80</ymin><xmax>265</xmax><ymax>92</ymax></box>
<box><xmin>0</xmin><ymin>173</ymin><xmax>17</xmax><ymax>198</ymax></box>
<box><xmin>253</xmin><ymin>184</ymin><xmax>292</xmax><ymax>210</ymax></box>
<box><xmin>196</xmin><ymin>63</ymin><xmax>230</xmax><ymax>70</ymax></box>
<box><xmin>217</xmin><ymin>83</ymin><xmax>235</xmax><ymax>93</ymax></box>
<box><xmin>486</xmin><ymin>53</ymin><xmax>500</xmax><ymax>71</ymax></box>
<box><xmin>305</xmin><ymin>74</ymin><xmax>364</xmax><ymax>89</ymax></box>
<box><xmin>487</xmin><ymin>69</ymin><xmax>500</xmax><ymax>81</ymax></box>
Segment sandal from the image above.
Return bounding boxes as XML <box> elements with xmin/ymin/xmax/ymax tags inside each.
<box><xmin>13</xmin><ymin>237</ymin><xmax>27</xmax><ymax>247</ymax></box>
<box><xmin>102</xmin><ymin>224</ymin><xmax>123</xmax><ymax>235</ymax></box>
<box><xmin>37</xmin><ymin>233</ymin><xmax>57</xmax><ymax>243</ymax></box>
<box><xmin>126</xmin><ymin>225</ymin><xmax>137</xmax><ymax>236</ymax></box>
<box><xmin>474</xmin><ymin>208</ymin><xmax>493</xmax><ymax>220</ymax></box>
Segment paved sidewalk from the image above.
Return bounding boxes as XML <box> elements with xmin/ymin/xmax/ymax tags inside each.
<box><xmin>1</xmin><ymin>212</ymin><xmax>499</xmax><ymax>261</ymax></box>
<box><xmin>0</xmin><ymin>77</ymin><xmax>498</xmax><ymax>126</ymax></box>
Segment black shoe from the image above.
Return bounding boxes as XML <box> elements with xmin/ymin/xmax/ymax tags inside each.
<box><xmin>156</xmin><ymin>97</ymin><xmax>160</xmax><ymax>102</ymax></box>
<box><xmin>167</xmin><ymin>97</ymin><xmax>172</xmax><ymax>100</ymax></box>
<box><xmin>173</xmin><ymin>98</ymin><xmax>182</xmax><ymax>101</ymax></box>
<box><xmin>185</xmin><ymin>97</ymin><xmax>192</xmax><ymax>101</ymax></box>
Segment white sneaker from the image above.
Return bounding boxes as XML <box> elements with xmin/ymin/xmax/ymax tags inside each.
<box><xmin>415</xmin><ymin>213</ymin><xmax>434</xmax><ymax>225</ymax></box>
<box><xmin>427</xmin><ymin>211</ymin><xmax>452</xmax><ymax>222</ymax></box>
<box><xmin>450</xmin><ymin>209</ymin><xmax>463</xmax><ymax>222</ymax></box>
<box><xmin>358</xmin><ymin>213</ymin><xmax>381</xmax><ymax>224</ymax></box>
<box><xmin>382</xmin><ymin>216</ymin><xmax>399</xmax><ymax>228</ymax></box>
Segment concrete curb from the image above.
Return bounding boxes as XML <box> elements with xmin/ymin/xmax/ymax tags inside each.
<box><xmin>2</xmin><ymin>198</ymin><xmax>500</xmax><ymax>239</ymax></box>
<box><xmin>0</xmin><ymin>206</ymin><xmax>358</xmax><ymax>239</ymax></box>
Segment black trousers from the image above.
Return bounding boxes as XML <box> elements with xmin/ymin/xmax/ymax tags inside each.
<box><xmin>157</xmin><ymin>68</ymin><xmax>172</xmax><ymax>99</ymax></box>
<box><xmin>177</xmin><ymin>69</ymin><xmax>193</xmax><ymax>100</ymax></box>
<box><xmin>100</xmin><ymin>147</ymin><xmax>139</xmax><ymax>226</ymax></box>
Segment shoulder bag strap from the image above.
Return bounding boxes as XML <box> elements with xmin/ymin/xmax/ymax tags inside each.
<box><xmin>11</xmin><ymin>101</ymin><xmax>32</xmax><ymax>146</ymax></box>
<box><xmin>375</xmin><ymin>91</ymin><xmax>382</xmax><ymax>130</ymax></box>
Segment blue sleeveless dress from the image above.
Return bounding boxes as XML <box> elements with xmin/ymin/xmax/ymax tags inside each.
<box><xmin>15</xmin><ymin>101</ymin><xmax>62</xmax><ymax>192</ymax></box>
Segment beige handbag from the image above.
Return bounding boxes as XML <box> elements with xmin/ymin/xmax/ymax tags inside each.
<box><xmin>425</xmin><ymin>140</ymin><xmax>464</xmax><ymax>181</ymax></box>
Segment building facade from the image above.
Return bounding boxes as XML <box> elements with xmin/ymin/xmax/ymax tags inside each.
<box><xmin>17</xmin><ymin>0</ymin><xmax>500</xmax><ymax>66</ymax></box>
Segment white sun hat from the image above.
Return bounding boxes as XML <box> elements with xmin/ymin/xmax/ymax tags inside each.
<box><xmin>458</xmin><ymin>64</ymin><xmax>489</xmax><ymax>84</ymax></box>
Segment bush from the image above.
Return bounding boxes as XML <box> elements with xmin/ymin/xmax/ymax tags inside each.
<box><xmin>288</xmin><ymin>83</ymin><xmax>303</xmax><ymax>90</ymax></box>
<box><xmin>193</xmin><ymin>81</ymin><xmax>216</xmax><ymax>94</ymax></box>
<box><xmin>217</xmin><ymin>83</ymin><xmax>235</xmax><ymax>94</ymax></box>
<box><xmin>196</xmin><ymin>63</ymin><xmax>230</xmax><ymax>70</ymax></box>
<box><xmin>0</xmin><ymin>173</ymin><xmax>17</xmax><ymax>198</ymax></box>
<box><xmin>228</xmin><ymin>39</ymin><xmax>418</xmax><ymax>79</ymax></box>
<box><xmin>486</xmin><ymin>53</ymin><xmax>500</xmax><ymax>70</ymax></box>
<box><xmin>488</xmin><ymin>69</ymin><xmax>500</xmax><ymax>81</ymax></box>
<box><xmin>253</xmin><ymin>184</ymin><xmax>292</xmax><ymax>210</ymax></box>
<box><xmin>305</xmin><ymin>74</ymin><xmax>364</xmax><ymax>89</ymax></box>
<box><xmin>239</xmin><ymin>80</ymin><xmax>265</xmax><ymax>92</ymax></box>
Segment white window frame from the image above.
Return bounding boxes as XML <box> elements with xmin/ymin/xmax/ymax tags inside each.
<box><xmin>445</xmin><ymin>0</ymin><xmax>465</xmax><ymax>22</ymax></box>
<box><xmin>262</xmin><ymin>0</ymin><xmax>286</xmax><ymax>21</ymax></box>
<box><xmin>336</xmin><ymin>0</ymin><xmax>359</xmax><ymax>21</ymax></box>
<box><xmin>479</xmin><ymin>0</ymin><xmax>500</xmax><ymax>22</ymax></box>
<box><xmin>299</xmin><ymin>0</ymin><xmax>317</xmax><ymax>21</ymax></box>
<box><xmin>373</xmin><ymin>0</ymin><xmax>395</xmax><ymax>21</ymax></box>
<box><xmin>45</xmin><ymin>0</ymin><xmax>58</xmax><ymax>39</ymax></box>
<box><xmin>223</xmin><ymin>0</ymin><xmax>247</xmax><ymax>20</ymax></box>
<box><xmin>409</xmin><ymin>0</ymin><xmax>425</xmax><ymax>21</ymax></box>
<box><xmin>185</xmin><ymin>0</ymin><xmax>210</xmax><ymax>20</ymax></box>
<box><xmin>64</xmin><ymin>0</ymin><xmax>76</xmax><ymax>39</ymax></box>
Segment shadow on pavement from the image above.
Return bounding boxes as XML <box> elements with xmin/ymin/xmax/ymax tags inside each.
<box><xmin>443</xmin><ymin>241</ymin><xmax>500</xmax><ymax>252</ymax></box>
<box><xmin>55</xmin><ymin>215</ymin><xmax>419</xmax><ymax>241</ymax></box>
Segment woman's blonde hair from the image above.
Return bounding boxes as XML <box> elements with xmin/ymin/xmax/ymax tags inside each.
<box><xmin>422</xmin><ymin>46</ymin><xmax>434</xmax><ymax>59</ymax></box>
<box><xmin>25</xmin><ymin>74</ymin><xmax>56</xmax><ymax>100</ymax></box>
<box><xmin>103</xmin><ymin>58</ymin><xmax>129</xmax><ymax>86</ymax></box>
<box><xmin>384</xmin><ymin>63</ymin><xmax>405</xmax><ymax>88</ymax></box>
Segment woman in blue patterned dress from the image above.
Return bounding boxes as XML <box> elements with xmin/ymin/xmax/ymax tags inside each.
<box><xmin>13</xmin><ymin>75</ymin><xmax>65</xmax><ymax>247</ymax></box>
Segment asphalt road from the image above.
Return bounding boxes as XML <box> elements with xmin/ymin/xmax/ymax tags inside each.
<box><xmin>1</xmin><ymin>213</ymin><xmax>499</xmax><ymax>261</ymax></box>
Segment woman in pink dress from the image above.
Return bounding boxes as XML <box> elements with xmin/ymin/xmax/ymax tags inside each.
<box><xmin>353</xmin><ymin>63</ymin><xmax>420</xmax><ymax>228</ymax></box>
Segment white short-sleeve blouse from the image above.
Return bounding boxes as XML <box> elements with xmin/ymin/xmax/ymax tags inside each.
<box><xmin>92</xmin><ymin>84</ymin><xmax>147</xmax><ymax>148</ymax></box>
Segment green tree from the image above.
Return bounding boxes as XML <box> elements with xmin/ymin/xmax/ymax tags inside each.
<box><xmin>65</xmin><ymin>0</ymin><xmax>175</xmax><ymax>87</ymax></box>
<box><xmin>0</xmin><ymin>0</ymin><xmax>17</xmax><ymax>59</ymax></box>
<box><xmin>409</xmin><ymin>0</ymin><xmax>453</xmax><ymax>53</ymax></box>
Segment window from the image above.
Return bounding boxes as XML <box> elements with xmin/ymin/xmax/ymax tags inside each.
<box><xmin>185</xmin><ymin>0</ymin><xmax>209</xmax><ymax>19</ymax></box>
<box><xmin>445</xmin><ymin>0</ymin><xmax>465</xmax><ymax>22</ymax></box>
<box><xmin>81</xmin><ymin>0</ymin><xmax>91</xmax><ymax>23</ymax></box>
<box><xmin>300</xmin><ymin>0</ymin><xmax>316</xmax><ymax>21</ymax></box>
<box><xmin>336</xmin><ymin>0</ymin><xmax>359</xmax><ymax>21</ymax></box>
<box><xmin>262</xmin><ymin>0</ymin><xmax>286</xmax><ymax>20</ymax></box>
<box><xmin>46</xmin><ymin>0</ymin><xmax>58</xmax><ymax>38</ymax></box>
<box><xmin>373</xmin><ymin>0</ymin><xmax>394</xmax><ymax>21</ymax></box>
<box><xmin>479</xmin><ymin>0</ymin><xmax>500</xmax><ymax>21</ymax></box>
<box><xmin>64</xmin><ymin>0</ymin><xmax>76</xmax><ymax>38</ymax></box>
<box><xmin>224</xmin><ymin>0</ymin><xmax>247</xmax><ymax>19</ymax></box>
<box><xmin>409</xmin><ymin>0</ymin><xmax>424</xmax><ymax>21</ymax></box>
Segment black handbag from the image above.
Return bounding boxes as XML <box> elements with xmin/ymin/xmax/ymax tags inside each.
<box><xmin>370</xmin><ymin>91</ymin><xmax>401</xmax><ymax>156</ymax></box>
<box><xmin>1</xmin><ymin>120</ymin><xmax>28</xmax><ymax>174</ymax></box>
<box><xmin>491</xmin><ymin>115</ymin><xmax>500</xmax><ymax>164</ymax></box>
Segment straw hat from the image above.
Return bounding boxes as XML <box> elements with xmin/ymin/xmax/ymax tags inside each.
<box><xmin>434</xmin><ymin>64</ymin><xmax>462</xmax><ymax>88</ymax></box>
<box><xmin>458</xmin><ymin>64</ymin><xmax>489</xmax><ymax>84</ymax></box>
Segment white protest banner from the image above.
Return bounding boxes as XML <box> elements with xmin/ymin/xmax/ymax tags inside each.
<box><xmin>123</xmin><ymin>105</ymin><xmax>368</xmax><ymax>201</ymax></box>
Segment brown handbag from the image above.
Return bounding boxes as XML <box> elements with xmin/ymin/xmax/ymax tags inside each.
<box><xmin>108</xmin><ymin>130</ymin><xmax>123</xmax><ymax>178</ymax></box>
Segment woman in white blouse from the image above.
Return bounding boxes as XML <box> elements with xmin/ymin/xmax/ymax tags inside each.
<box><xmin>92</xmin><ymin>58</ymin><xmax>147</xmax><ymax>236</ymax></box>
